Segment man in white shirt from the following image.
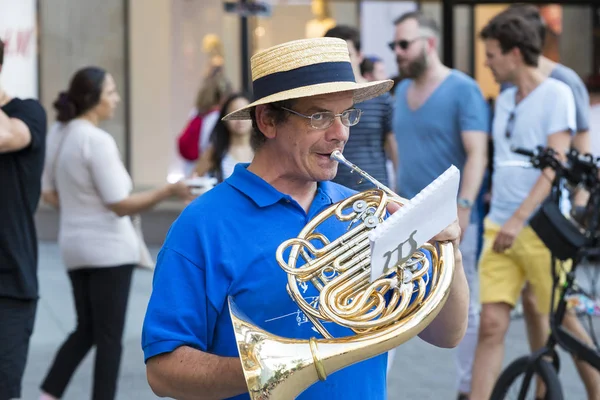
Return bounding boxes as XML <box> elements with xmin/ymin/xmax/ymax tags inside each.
<box><xmin>470</xmin><ymin>11</ymin><xmax>576</xmax><ymax>400</ymax></box>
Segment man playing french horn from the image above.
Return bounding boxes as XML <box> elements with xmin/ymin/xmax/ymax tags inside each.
<box><xmin>141</xmin><ymin>37</ymin><xmax>469</xmax><ymax>400</ymax></box>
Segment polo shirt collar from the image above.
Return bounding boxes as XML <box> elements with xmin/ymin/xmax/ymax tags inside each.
<box><xmin>226</xmin><ymin>163</ymin><xmax>338</xmax><ymax>208</ymax></box>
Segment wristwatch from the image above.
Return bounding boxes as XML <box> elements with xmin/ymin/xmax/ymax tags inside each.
<box><xmin>457</xmin><ymin>198</ymin><xmax>474</xmax><ymax>209</ymax></box>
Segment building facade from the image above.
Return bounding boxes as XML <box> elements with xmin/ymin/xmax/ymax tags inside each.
<box><xmin>0</xmin><ymin>0</ymin><xmax>598</xmax><ymax>190</ymax></box>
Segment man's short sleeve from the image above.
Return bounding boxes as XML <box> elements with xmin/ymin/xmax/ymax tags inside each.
<box><xmin>142</xmin><ymin>246</ymin><xmax>216</xmax><ymax>361</ymax></box>
<box><xmin>458</xmin><ymin>81</ymin><xmax>490</xmax><ymax>134</ymax></box>
<box><xmin>547</xmin><ymin>83</ymin><xmax>576</xmax><ymax>137</ymax></box>
<box><xmin>8</xmin><ymin>99</ymin><xmax>47</xmax><ymax>151</ymax></box>
<box><xmin>87</xmin><ymin>133</ymin><xmax>131</xmax><ymax>204</ymax></box>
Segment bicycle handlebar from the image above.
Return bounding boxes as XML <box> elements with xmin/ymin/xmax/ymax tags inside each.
<box><xmin>511</xmin><ymin>146</ymin><xmax>537</xmax><ymax>158</ymax></box>
<box><xmin>510</xmin><ymin>145</ymin><xmax>600</xmax><ymax>190</ymax></box>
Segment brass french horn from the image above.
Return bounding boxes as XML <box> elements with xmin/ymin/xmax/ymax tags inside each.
<box><xmin>228</xmin><ymin>151</ymin><xmax>455</xmax><ymax>399</ymax></box>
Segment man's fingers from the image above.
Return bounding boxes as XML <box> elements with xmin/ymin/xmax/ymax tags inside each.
<box><xmin>432</xmin><ymin>220</ymin><xmax>461</xmax><ymax>243</ymax></box>
<box><xmin>493</xmin><ymin>234</ymin><xmax>504</xmax><ymax>253</ymax></box>
<box><xmin>386</xmin><ymin>202</ymin><xmax>401</xmax><ymax>215</ymax></box>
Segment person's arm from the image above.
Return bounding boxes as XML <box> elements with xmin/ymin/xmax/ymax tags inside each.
<box><xmin>106</xmin><ymin>183</ymin><xmax>189</xmax><ymax>217</ymax></box>
<box><xmin>147</xmin><ymin>346</ymin><xmax>247</xmax><ymax>400</ymax></box>
<box><xmin>0</xmin><ymin>99</ymin><xmax>46</xmax><ymax>153</ymax></box>
<box><xmin>418</xmin><ymin>221</ymin><xmax>469</xmax><ymax>348</ymax></box>
<box><xmin>455</xmin><ymin>81</ymin><xmax>491</xmax><ymax>237</ymax></box>
<box><xmin>42</xmin><ymin>191</ymin><xmax>60</xmax><ymax>209</ymax></box>
<box><xmin>88</xmin><ymin>133</ymin><xmax>192</xmax><ymax>217</ymax></box>
<box><xmin>457</xmin><ymin>131</ymin><xmax>488</xmax><ymax>235</ymax></box>
<box><xmin>41</xmin><ymin>125</ymin><xmax>60</xmax><ymax>209</ymax></box>
<box><xmin>142</xmin><ymin>225</ymin><xmax>243</xmax><ymax>400</ymax></box>
<box><xmin>194</xmin><ymin>145</ymin><xmax>215</xmax><ymax>177</ymax></box>
<box><xmin>571</xmin><ymin>131</ymin><xmax>591</xmax><ymax>208</ymax></box>
<box><xmin>0</xmin><ymin>108</ymin><xmax>32</xmax><ymax>153</ymax></box>
<box><xmin>570</xmin><ymin>78</ymin><xmax>591</xmax><ymax>207</ymax></box>
<box><xmin>572</xmin><ymin>131</ymin><xmax>590</xmax><ymax>155</ymax></box>
<box><xmin>382</xmin><ymin>94</ymin><xmax>398</xmax><ymax>174</ymax></box>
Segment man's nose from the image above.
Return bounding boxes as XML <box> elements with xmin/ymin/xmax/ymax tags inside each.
<box><xmin>325</xmin><ymin>117</ymin><xmax>349</xmax><ymax>143</ymax></box>
<box><xmin>394</xmin><ymin>44</ymin><xmax>405</xmax><ymax>57</ymax></box>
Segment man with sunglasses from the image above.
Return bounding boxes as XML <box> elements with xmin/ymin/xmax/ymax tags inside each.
<box><xmin>389</xmin><ymin>11</ymin><xmax>489</xmax><ymax>400</ymax></box>
<box><xmin>469</xmin><ymin>11</ymin><xmax>576</xmax><ymax>400</ymax></box>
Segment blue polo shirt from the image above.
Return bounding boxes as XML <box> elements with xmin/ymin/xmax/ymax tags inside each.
<box><xmin>142</xmin><ymin>164</ymin><xmax>432</xmax><ymax>400</ymax></box>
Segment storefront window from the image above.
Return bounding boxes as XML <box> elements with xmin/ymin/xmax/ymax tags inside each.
<box><xmin>251</xmin><ymin>0</ymin><xmax>358</xmax><ymax>54</ymax></box>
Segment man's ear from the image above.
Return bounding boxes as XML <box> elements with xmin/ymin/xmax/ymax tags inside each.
<box><xmin>510</xmin><ymin>47</ymin><xmax>523</xmax><ymax>64</ymax></box>
<box><xmin>426</xmin><ymin>36</ymin><xmax>438</xmax><ymax>54</ymax></box>
<box><xmin>255</xmin><ymin>104</ymin><xmax>277</xmax><ymax>140</ymax></box>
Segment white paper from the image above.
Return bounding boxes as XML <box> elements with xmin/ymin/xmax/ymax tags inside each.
<box><xmin>368</xmin><ymin>166</ymin><xmax>460</xmax><ymax>282</ymax></box>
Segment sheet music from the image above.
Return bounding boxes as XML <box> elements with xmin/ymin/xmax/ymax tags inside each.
<box><xmin>368</xmin><ymin>166</ymin><xmax>460</xmax><ymax>283</ymax></box>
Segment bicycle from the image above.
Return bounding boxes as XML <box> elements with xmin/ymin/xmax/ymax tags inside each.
<box><xmin>490</xmin><ymin>145</ymin><xmax>600</xmax><ymax>400</ymax></box>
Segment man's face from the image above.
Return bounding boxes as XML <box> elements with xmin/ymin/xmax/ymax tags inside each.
<box><xmin>272</xmin><ymin>91</ymin><xmax>354</xmax><ymax>183</ymax></box>
<box><xmin>483</xmin><ymin>39</ymin><xmax>516</xmax><ymax>84</ymax></box>
<box><xmin>365</xmin><ymin>61</ymin><xmax>387</xmax><ymax>82</ymax></box>
<box><xmin>345</xmin><ymin>40</ymin><xmax>363</xmax><ymax>76</ymax></box>
<box><xmin>393</xmin><ymin>19</ymin><xmax>430</xmax><ymax>79</ymax></box>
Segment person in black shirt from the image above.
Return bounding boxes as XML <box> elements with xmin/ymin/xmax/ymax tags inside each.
<box><xmin>0</xmin><ymin>38</ymin><xmax>48</xmax><ymax>400</ymax></box>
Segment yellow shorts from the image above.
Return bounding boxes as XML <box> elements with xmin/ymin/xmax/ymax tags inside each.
<box><xmin>479</xmin><ymin>218</ymin><xmax>567</xmax><ymax>314</ymax></box>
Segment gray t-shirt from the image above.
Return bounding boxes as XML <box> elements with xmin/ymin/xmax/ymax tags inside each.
<box><xmin>42</xmin><ymin>119</ymin><xmax>139</xmax><ymax>269</ymax></box>
<box><xmin>489</xmin><ymin>78</ymin><xmax>576</xmax><ymax>226</ymax></box>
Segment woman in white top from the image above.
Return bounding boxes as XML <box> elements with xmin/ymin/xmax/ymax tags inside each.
<box><xmin>39</xmin><ymin>67</ymin><xmax>192</xmax><ymax>400</ymax></box>
<box><xmin>194</xmin><ymin>93</ymin><xmax>254</xmax><ymax>182</ymax></box>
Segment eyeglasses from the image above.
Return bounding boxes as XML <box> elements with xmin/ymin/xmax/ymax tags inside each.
<box><xmin>505</xmin><ymin>111</ymin><xmax>515</xmax><ymax>139</ymax></box>
<box><xmin>387</xmin><ymin>37</ymin><xmax>426</xmax><ymax>51</ymax></box>
<box><xmin>280</xmin><ymin>107</ymin><xmax>362</xmax><ymax>130</ymax></box>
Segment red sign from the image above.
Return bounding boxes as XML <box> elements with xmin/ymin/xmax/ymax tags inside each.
<box><xmin>1</xmin><ymin>28</ymin><xmax>35</xmax><ymax>58</ymax></box>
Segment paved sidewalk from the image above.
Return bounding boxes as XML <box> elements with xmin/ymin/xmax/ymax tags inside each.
<box><xmin>20</xmin><ymin>242</ymin><xmax>593</xmax><ymax>399</ymax></box>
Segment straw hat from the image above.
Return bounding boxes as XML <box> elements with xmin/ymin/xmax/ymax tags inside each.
<box><xmin>223</xmin><ymin>37</ymin><xmax>393</xmax><ymax>120</ymax></box>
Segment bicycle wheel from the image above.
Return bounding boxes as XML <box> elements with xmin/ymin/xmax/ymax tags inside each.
<box><xmin>490</xmin><ymin>355</ymin><xmax>563</xmax><ymax>400</ymax></box>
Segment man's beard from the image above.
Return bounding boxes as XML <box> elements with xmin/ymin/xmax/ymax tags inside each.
<box><xmin>397</xmin><ymin>48</ymin><xmax>428</xmax><ymax>79</ymax></box>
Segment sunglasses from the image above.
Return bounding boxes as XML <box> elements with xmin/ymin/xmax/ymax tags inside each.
<box><xmin>387</xmin><ymin>37</ymin><xmax>427</xmax><ymax>51</ymax></box>
<box><xmin>505</xmin><ymin>111</ymin><xmax>515</xmax><ymax>139</ymax></box>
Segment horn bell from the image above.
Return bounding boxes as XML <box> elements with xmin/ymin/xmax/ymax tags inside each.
<box><xmin>228</xmin><ymin>241</ymin><xmax>454</xmax><ymax>400</ymax></box>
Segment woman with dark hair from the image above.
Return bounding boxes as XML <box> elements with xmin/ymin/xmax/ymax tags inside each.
<box><xmin>39</xmin><ymin>66</ymin><xmax>193</xmax><ymax>400</ymax></box>
<box><xmin>194</xmin><ymin>93</ymin><xmax>253</xmax><ymax>182</ymax></box>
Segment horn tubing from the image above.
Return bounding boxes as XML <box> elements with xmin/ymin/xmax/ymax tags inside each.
<box><xmin>330</xmin><ymin>151</ymin><xmax>406</xmax><ymax>202</ymax></box>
